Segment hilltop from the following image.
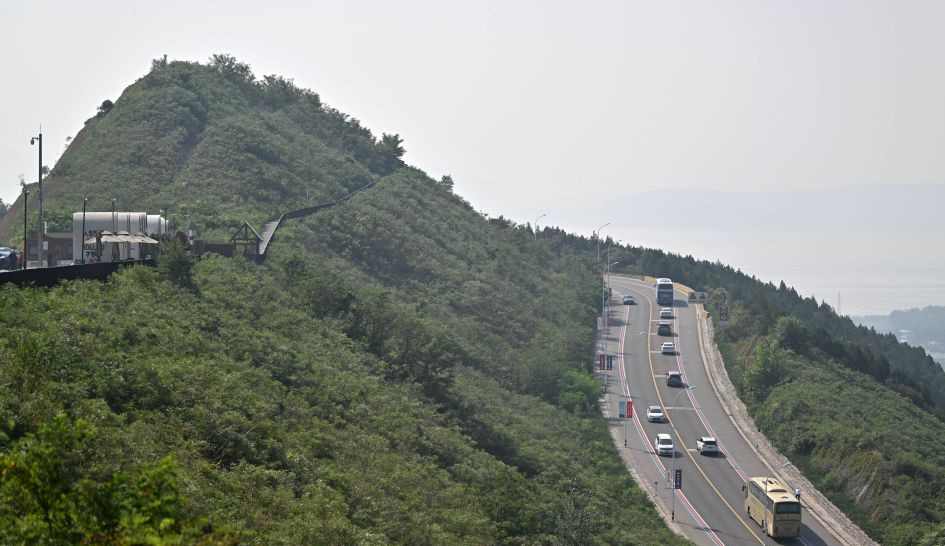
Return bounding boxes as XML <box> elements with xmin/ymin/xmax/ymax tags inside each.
<box><xmin>0</xmin><ymin>54</ymin><xmax>406</xmax><ymax>243</ymax></box>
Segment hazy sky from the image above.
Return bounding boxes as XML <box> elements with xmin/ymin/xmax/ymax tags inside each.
<box><xmin>3</xmin><ymin>0</ymin><xmax>945</xmax><ymax>231</ymax></box>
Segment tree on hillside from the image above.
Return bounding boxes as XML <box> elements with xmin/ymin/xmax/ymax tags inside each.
<box><xmin>209</xmin><ymin>53</ymin><xmax>254</xmax><ymax>84</ymax></box>
<box><xmin>96</xmin><ymin>99</ymin><xmax>113</xmax><ymax>117</ymax></box>
<box><xmin>157</xmin><ymin>240</ymin><xmax>195</xmax><ymax>290</ymax></box>
<box><xmin>0</xmin><ymin>415</ymin><xmax>236</xmax><ymax>545</ymax></box>
<box><xmin>377</xmin><ymin>133</ymin><xmax>406</xmax><ymax>174</ymax></box>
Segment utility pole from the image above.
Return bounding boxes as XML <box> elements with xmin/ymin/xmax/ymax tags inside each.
<box><xmin>81</xmin><ymin>198</ymin><xmax>88</xmax><ymax>264</ymax></box>
<box><xmin>22</xmin><ymin>188</ymin><xmax>29</xmax><ymax>269</ymax></box>
<box><xmin>534</xmin><ymin>214</ymin><xmax>546</xmax><ymax>240</ymax></box>
<box><xmin>30</xmin><ymin>130</ymin><xmax>43</xmax><ymax>267</ymax></box>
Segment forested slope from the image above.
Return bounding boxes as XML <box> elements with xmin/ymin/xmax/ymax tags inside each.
<box><xmin>0</xmin><ymin>57</ymin><xmax>689</xmax><ymax>545</ymax></box>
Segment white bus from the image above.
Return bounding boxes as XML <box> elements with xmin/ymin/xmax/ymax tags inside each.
<box><xmin>743</xmin><ymin>477</ymin><xmax>801</xmax><ymax>538</ymax></box>
<box><xmin>656</xmin><ymin>278</ymin><xmax>673</xmax><ymax>306</ymax></box>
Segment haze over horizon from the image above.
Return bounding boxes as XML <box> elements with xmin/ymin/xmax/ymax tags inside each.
<box><xmin>4</xmin><ymin>1</ymin><xmax>945</xmax><ymax>215</ymax></box>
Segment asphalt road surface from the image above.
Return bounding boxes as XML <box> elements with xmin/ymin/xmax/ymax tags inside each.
<box><xmin>601</xmin><ymin>276</ymin><xmax>845</xmax><ymax>546</ymax></box>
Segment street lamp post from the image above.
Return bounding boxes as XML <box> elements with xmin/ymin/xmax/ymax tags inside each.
<box><xmin>594</xmin><ymin>222</ymin><xmax>610</xmax><ymax>267</ymax></box>
<box><xmin>30</xmin><ymin>131</ymin><xmax>43</xmax><ymax>267</ymax></box>
<box><xmin>763</xmin><ymin>460</ymin><xmax>793</xmax><ymax>545</ymax></box>
<box><xmin>671</xmin><ymin>385</ymin><xmax>696</xmax><ymax>521</ymax></box>
<box><xmin>22</xmin><ymin>188</ymin><xmax>28</xmax><ymax>269</ymax></box>
<box><xmin>534</xmin><ymin>214</ymin><xmax>546</xmax><ymax>240</ymax></box>
<box><xmin>81</xmin><ymin>198</ymin><xmax>88</xmax><ymax>264</ymax></box>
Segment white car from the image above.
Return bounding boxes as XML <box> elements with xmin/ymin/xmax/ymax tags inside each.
<box><xmin>655</xmin><ymin>433</ymin><xmax>674</xmax><ymax>456</ymax></box>
<box><xmin>660</xmin><ymin>307</ymin><xmax>673</xmax><ymax>319</ymax></box>
<box><xmin>623</xmin><ymin>294</ymin><xmax>635</xmax><ymax>305</ymax></box>
<box><xmin>661</xmin><ymin>342</ymin><xmax>676</xmax><ymax>354</ymax></box>
<box><xmin>646</xmin><ymin>405</ymin><xmax>665</xmax><ymax>422</ymax></box>
<box><xmin>696</xmin><ymin>436</ymin><xmax>719</xmax><ymax>455</ymax></box>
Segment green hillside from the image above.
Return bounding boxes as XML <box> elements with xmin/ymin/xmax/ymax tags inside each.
<box><xmin>0</xmin><ymin>57</ymin><xmax>689</xmax><ymax>545</ymax></box>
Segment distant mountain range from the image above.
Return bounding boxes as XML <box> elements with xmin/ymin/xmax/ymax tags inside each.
<box><xmin>600</xmin><ymin>183</ymin><xmax>945</xmax><ymax>231</ymax></box>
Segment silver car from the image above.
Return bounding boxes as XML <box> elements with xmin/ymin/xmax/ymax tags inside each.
<box><xmin>646</xmin><ymin>405</ymin><xmax>665</xmax><ymax>422</ymax></box>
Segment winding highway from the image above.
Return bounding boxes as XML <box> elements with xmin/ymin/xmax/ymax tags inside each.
<box><xmin>601</xmin><ymin>276</ymin><xmax>846</xmax><ymax>546</ymax></box>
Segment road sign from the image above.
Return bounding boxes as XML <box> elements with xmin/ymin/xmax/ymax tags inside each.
<box><xmin>606</xmin><ymin>355</ymin><xmax>613</xmax><ymax>370</ymax></box>
<box><xmin>627</xmin><ymin>399</ymin><xmax>632</xmax><ymax>418</ymax></box>
<box><xmin>674</xmin><ymin>469</ymin><xmax>682</xmax><ymax>490</ymax></box>
<box><xmin>599</xmin><ymin>354</ymin><xmax>605</xmax><ymax>370</ymax></box>
<box><xmin>719</xmin><ymin>305</ymin><xmax>730</xmax><ymax>322</ymax></box>
<box><xmin>688</xmin><ymin>292</ymin><xmax>708</xmax><ymax>305</ymax></box>
<box><xmin>619</xmin><ymin>400</ymin><xmax>627</xmax><ymax>418</ymax></box>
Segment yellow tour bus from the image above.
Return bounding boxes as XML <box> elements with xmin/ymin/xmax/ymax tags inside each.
<box><xmin>743</xmin><ymin>477</ymin><xmax>801</xmax><ymax>538</ymax></box>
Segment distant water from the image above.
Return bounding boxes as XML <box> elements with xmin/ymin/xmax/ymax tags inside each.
<box><xmin>622</xmin><ymin>229</ymin><xmax>945</xmax><ymax>317</ymax></box>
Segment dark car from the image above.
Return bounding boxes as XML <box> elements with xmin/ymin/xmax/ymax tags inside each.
<box><xmin>0</xmin><ymin>247</ymin><xmax>19</xmax><ymax>270</ymax></box>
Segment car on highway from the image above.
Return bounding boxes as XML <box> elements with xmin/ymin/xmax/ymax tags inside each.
<box><xmin>666</xmin><ymin>371</ymin><xmax>683</xmax><ymax>387</ymax></box>
<box><xmin>657</xmin><ymin>321</ymin><xmax>672</xmax><ymax>336</ymax></box>
<box><xmin>696</xmin><ymin>436</ymin><xmax>719</xmax><ymax>455</ymax></box>
<box><xmin>622</xmin><ymin>294</ymin><xmax>635</xmax><ymax>305</ymax></box>
<box><xmin>661</xmin><ymin>341</ymin><xmax>675</xmax><ymax>354</ymax></box>
<box><xmin>646</xmin><ymin>405</ymin><xmax>665</xmax><ymax>422</ymax></box>
<box><xmin>654</xmin><ymin>433</ymin><xmax>674</xmax><ymax>456</ymax></box>
<box><xmin>660</xmin><ymin>307</ymin><xmax>673</xmax><ymax>319</ymax></box>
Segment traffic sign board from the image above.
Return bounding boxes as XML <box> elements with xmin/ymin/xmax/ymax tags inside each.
<box><xmin>689</xmin><ymin>292</ymin><xmax>708</xmax><ymax>305</ymax></box>
<box><xmin>606</xmin><ymin>355</ymin><xmax>613</xmax><ymax>370</ymax></box>
<box><xmin>619</xmin><ymin>400</ymin><xmax>627</xmax><ymax>418</ymax></box>
<box><xmin>719</xmin><ymin>305</ymin><xmax>730</xmax><ymax>322</ymax></box>
<box><xmin>674</xmin><ymin>469</ymin><xmax>682</xmax><ymax>490</ymax></box>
